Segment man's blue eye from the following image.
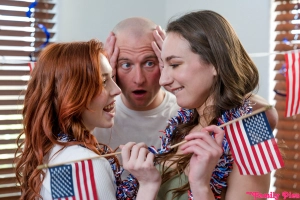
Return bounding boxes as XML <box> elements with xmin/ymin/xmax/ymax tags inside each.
<box><xmin>121</xmin><ymin>63</ymin><xmax>131</xmax><ymax>69</ymax></box>
<box><xmin>145</xmin><ymin>61</ymin><xmax>154</xmax><ymax>67</ymax></box>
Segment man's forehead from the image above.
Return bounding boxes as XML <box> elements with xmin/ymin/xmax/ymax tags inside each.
<box><xmin>118</xmin><ymin>50</ymin><xmax>157</xmax><ymax>62</ymax></box>
<box><xmin>116</xmin><ymin>36</ymin><xmax>154</xmax><ymax>54</ymax></box>
<box><xmin>115</xmin><ymin>29</ymin><xmax>157</xmax><ymax>61</ymax></box>
<box><xmin>116</xmin><ymin>38</ymin><xmax>152</xmax><ymax>48</ymax></box>
<box><xmin>116</xmin><ymin>29</ymin><xmax>154</xmax><ymax>44</ymax></box>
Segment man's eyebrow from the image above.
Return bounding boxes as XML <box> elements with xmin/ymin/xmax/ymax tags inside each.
<box><xmin>143</xmin><ymin>55</ymin><xmax>158</xmax><ymax>60</ymax></box>
<box><xmin>165</xmin><ymin>55</ymin><xmax>181</xmax><ymax>62</ymax></box>
<box><xmin>118</xmin><ymin>55</ymin><xmax>158</xmax><ymax>62</ymax></box>
<box><xmin>118</xmin><ymin>57</ymin><xmax>130</xmax><ymax>62</ymax></box>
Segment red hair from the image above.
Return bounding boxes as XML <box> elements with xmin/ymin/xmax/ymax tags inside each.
<box><xmin>15</xmin><ymin>39</ymin><xmax>111</xmax><ymax>199</ymax></box>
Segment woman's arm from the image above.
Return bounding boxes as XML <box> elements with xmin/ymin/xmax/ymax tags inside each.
<box><xmin>225</xmin><ymin>162</ymin><xmax>270</xmax><ymax>200</ymax></box>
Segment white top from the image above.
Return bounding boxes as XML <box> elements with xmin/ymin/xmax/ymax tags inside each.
<box><xmin>93</xmin><ymin>91</ymin><xmax>180</xmax><ymax>150</ymax></box>
<box><xmin>40</xmin><ymin>144</ymin><xmax>116</xmax><ymax>200</ymax></box>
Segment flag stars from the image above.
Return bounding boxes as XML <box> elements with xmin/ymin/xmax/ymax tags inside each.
<box><xmin>49</xmin><ymin>164</ymin><xmax>75</xmax><ymax>198</ymax></box>
<box><xmin>243</xmin><ymin>113</ymin><xmax>274</xmax><ymax>146</ymax></box>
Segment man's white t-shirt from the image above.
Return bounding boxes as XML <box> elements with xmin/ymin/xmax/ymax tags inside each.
<box><xmin>93</xmin><ymin>91</ymin><xmax>179</xmax><ymax>150</ymax></box>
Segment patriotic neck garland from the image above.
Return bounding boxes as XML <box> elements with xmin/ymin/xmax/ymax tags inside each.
<box><xmin>149</xmin><ymin>100</ymin><xmax>251</xmax><ymax>200</ymax></box>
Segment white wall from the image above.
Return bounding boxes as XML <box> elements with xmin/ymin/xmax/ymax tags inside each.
<box><xmin>55</xmin><ymin>0</ymin><xmax>165</xmax><ymax>42</ymax></box>
<box><xmin>55</xmin><ymin>0</ymin><xmax>272</xmax><ymax>101</ymax></box>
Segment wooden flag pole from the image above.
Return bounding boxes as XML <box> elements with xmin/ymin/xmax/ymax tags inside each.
<box><xmin>36</xmin><ymin>105</ymin><xmax>272</xmax><ymax>170</ymax></box>
<box><xmin>36</xmin><ymin>152</ymin><xmax>122</xmax><ymax>170</ymax></box>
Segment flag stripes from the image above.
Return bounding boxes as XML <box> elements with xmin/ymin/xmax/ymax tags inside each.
<box><xmin>224</xmin><ymin>112</ymin><xmax>284</xmax><ymax>175</ymax></box>
<box><xmin>285</xmin><ymin>51</ymin><xmax>300</xmax><ymax>117</ymax></box>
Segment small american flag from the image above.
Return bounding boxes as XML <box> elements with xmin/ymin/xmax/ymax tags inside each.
<box><xmin>224</xmin><ymin>112</ymin><xmax>284</xmax><ymax>175</ymax></box>
<box><xmin>49</xmin><ymin>159</ymin><xmax>98</xmax><ymax>200</ymax></box>
<box><xmin>285</xmin><ymin>51</ymin><xmax>300</xmax><ymax>117</ymax></box>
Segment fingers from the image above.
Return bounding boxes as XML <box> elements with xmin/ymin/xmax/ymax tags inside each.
<box><xmin>152</xmin><ymin>26</ymin><xmax>165</xmax><ymax>70</ymax></box>
<box><xmin>181</xmin><ymin>136</ymin><xmax>212</xmax><ymax>151</ymax></box>
<box><xmin>137</xmin><ymin>147</ymin><xmax>149</xmax><ymax>164</ymax></box>
<box><xmin>184</xmin><ymin>131</ymin><xmax>216</xmax><ymax>147</ymax></box>
<box><xmin>151</xmin><ymin>41</ymin><xmax>160</xmax><ymax>55</ymax></box>
<box><xmin>181</xmin><ymin>144</ymin><xmax>205</xmax><ymax>156</ymax></box>
<box><xmin>121</xmin><ymin>142</ymin><xmax>150</xmax><ymax>167</ymax></box>
<box><xmin>184</xmin><ymin>125</ymin><xmax>225</xmax><ymax>147</ymax></box>
<box><xmin>104</xmin><ymin>32</ymin><xmax>119</xmax><ymax>81</ymax></box>
<box><xmin>181</xmin><ymin>126</ymin><xmax>224</xmax><ymax>156</ymax></box>
<box><xmin>158</xmin><ymin>26</ymin><xmax>166</xmax><ymax>39</ymax></box>
<box><xmin>181</xmin><ymin>138</ymin><xmax>222</xmax><ymax>158</ymax></box>
<box><xmin>110</xmin><ymin>46</ymin><xmax>119</xmax><ymax>81</ymax></box>
<box><xmin>121</xmin><ymin>142</ymin><xmax>136</xmax><ymax>164</ymax></box>
<box><xmin>130</xmin><ymin>143</ymin><xmax>147</xmax><ymax>161</ymax></box>
<box><xmin>110</xmin><ymin>46</ymin><xmax>119</xmax><ymax>64</ymax></box>
<box><xmin>151</xmin><ymin>41</ymin><xmax>163</xmax><ymax>70</ymax></box>
<box><xmin>153</xmin><ymin>26</ymin><xmax>165</xmax><ymax>50</ymax></box>
<box><xmin>145</xmin><ymin>151</ymin><xmax>155</xmax><ymax>164</ymax></box>
<box><xmin>181</xmin><ymin>136</ymin><xmax>220</xmax><ymax>155</ymax></box>
<box><xmin>121</xmin><ymin>143</ymin><xmax>160</xmax><ymax>188</ymax></box>
<box><xmin>201</xmin><ymin>125</ymin><xmax>225</xmax><ymax>147</ymax></box>
<box><xmin>104</xmin><ymin>32</ymin><xmax>116</xmax><ymax>57</ymax></box>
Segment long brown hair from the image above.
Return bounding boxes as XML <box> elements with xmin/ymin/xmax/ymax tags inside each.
<box><xmin>156</xmin><ymin>10</ymin><xmax>259</xmax><ymax>199</ymax></box>
<box><xmin>15</xmin><ymin>39</ymin><xmax>111</xmax><ymax>199</ymax></box>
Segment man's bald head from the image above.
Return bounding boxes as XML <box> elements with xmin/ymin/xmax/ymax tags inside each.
<box><xmin>113</xmin><ymin>17</ymin><xmax>157</xmax><ymax>38</ymax></box>
<box><xmin>110</xmin><ymin>17</ymin><xmax>163</xmax><ymax>111</ymax></box>
<box><xmin>113</xmin><ymin>17</ymin><xmax>158</xmax><ymax>51</ymax></box>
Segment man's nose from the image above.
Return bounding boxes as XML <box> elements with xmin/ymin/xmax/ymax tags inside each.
<box><xmin>133</xmin><ymin>66</ymin><xmax>146</xmax><ymax>85</ymax></box>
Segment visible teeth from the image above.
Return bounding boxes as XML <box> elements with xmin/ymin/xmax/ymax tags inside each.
<box><xmin>174</xmin><ymin>87</ymin><xmax>183</xmax><ymax>94</ymax></box>
<box><xmin>104</xmin><ymin>103</ymin><xmax>114</xmax><ymax>110</ymax></box>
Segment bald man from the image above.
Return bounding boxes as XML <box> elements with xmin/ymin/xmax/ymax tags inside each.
<box><xmin>93</xmin><ymin>17</ymin><xmax>180</xmax><ymax>150</ymax></box>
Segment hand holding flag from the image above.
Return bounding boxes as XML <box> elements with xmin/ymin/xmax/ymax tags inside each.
<box><xmin>170</xmin><ymin>106</ymin><xmax>284</xmax><ymax>175</ymax></box>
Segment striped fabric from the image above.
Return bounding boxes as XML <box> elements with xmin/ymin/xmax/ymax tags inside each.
<box><xmin>224</xmin><ymin>112</ymin><xmax>284</xmax><ymax>175</ymax></box>
<box><xmin>285</xmin><ymin>51</ymin><xmax>300</xmax><ymax>117</ymax></box>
